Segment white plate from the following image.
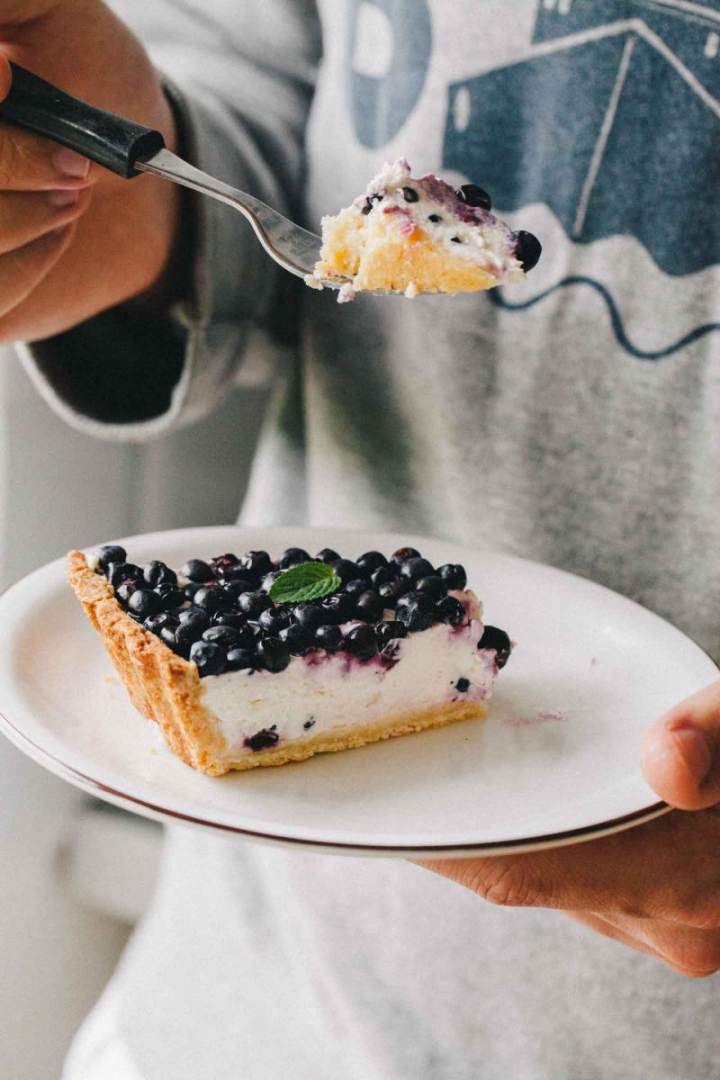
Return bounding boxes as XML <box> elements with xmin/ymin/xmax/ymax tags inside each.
<box><xmin>0</xmin><ymin>527</ymin><xmax>715</xmax><ymax>857</ymax></box>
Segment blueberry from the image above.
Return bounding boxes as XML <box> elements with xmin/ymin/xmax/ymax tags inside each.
<box><xmin>345</xmin><ymin>624</ymin><xmax>378</xmax><ymax>661</ymax></box>
<box><xmin>220</xmin><ymin>564</ymin><xmax>256</xmax><ymax>584</ymax></box>
<box><xmin>98</xmin><ymin>545</ymin><xmax>126</xmax><ymax>574</ymax></box>
<box><xmin>143</xmin><ymin>560</ymin><xmax>177</xmax><ymax>588</ymax></box>
<box><xmin>332</xmin><ymin>558</ymin><xmax>364</xmax><ymax>585</ymax></box>
<box><xmin>154</xmin><ymin>584</ymin><xmax>184</xmax><ymax>612</ymax></box>
<box><xmin>279</xmin><ymin>547</ymin><xmax>311</xmax><ymax>569</ymax></box>
<box><xmin>478</xmin><ymin>626</ymin><xmax>512</xmax><ymax>669</ymax></box>
<box><xmin>428</xmin><ymin>213</ymin><xmax>442</xmax><ymax>223</ymax></box>
<box><xmin>176</xmin><ymin>617</ymin><xmax>208</xmax><ymax>653</ymax></box>
<box><xmin>437</xmin><ymin>564</ymin><xmax>467</xmax><ymax>590</ymax></box>
<box><xmin>202</xmin><ymin>625</ymin><xmax>240</xmax><ymax>648</ymax></box>
<box><xmin>375</xmin><ymin>620</ymin><xmax>408</xmax><ymax>645</ymax></box>
<box><xmin>189</xmin><ymin>641</ymin><xmax>227</xmax><ymax>677</ymax></box>
<box><xmin>160</xmin><ymin>625</ymin><xmax>181</xmax><ymax>651</ymax></box>
<box><xmin>402</xmin><ymin>186</ymin><xmax>419</xmax><ymax>202</ymax></box>
<box><xmin>370</xmin><ymin>565</ymin><xmax>394</xmax><ymax>588</ymax></box>
<box><xmin>210</xmin><ymin>611</ymin><xmax>248</xmax><ymax>630</ymax></box>
<box><xmin>108</xmin><ymin>562</ymin><xmax>143</xmax><ymax>589</ymax></box>
<box><xmin>355</xmin><ymin>590</ymin><xmax>383</xmax><ymax>622</ymax></box>
<box><xmin>219</xmin><ymin>578</ymin><xmax>255</xmax><ymax>598</ymax></box>
<box><xmin>415</xmin><ymin>575</ymin><xmax>446</xmax><ymax>600</ymax></box>
<box><xmin>183</xmin><ymin>582</ymin><xmax>203</xmax><ymax>601</ymax></box>
<box><xmin>436</xmin><ymin>596</ymin><xmax>466</xmax><ymax>627</ymax></box>
<box><xmin>210</xmin><ymin>553</ymin><xmax>239</xmax><ymax>577</ymax></box>
<box><xmin>356</xmin><ymin>551</ymin><xmax>387</xmax><ymax>574</ymax></box>
<box><xmin>378</xmin><ymin>578</ymin><xmax>411</xmax><ymax>604</ymax></box>
<box><xmin>397</xmin><ymin>595</ymin><xmax>434</xmax><ymax>632</ymax></box>
<box><xmin>238</xmin><ymin>590</ymin><xmax>272</xmax><ymax>618</ymax></box>
<box><xmin>178</xmin><ymin>608</ymin><xmax>210</xmax><ymax>632</ymax></box>
<box><xmin>343</xmin><ymin>578</ymin><xmax>369</xmax><ymax>597</ymax></box>
<box><xmin>258</xmin><ymin>607</ymin><xmax>291</xmax><ymax>634</ymax></box>
<box><xmin>256</xmin><ymin>636</ymin><xmax>291</xmax><ymax>673</ymax></box>
<box><xmin>115</xmin><ymin>581</ymin><xmax>138</xmax><ymax>607</ymax></box>
<box><xmin>399</xmin><ymin>557</ymin><xmax>435</xmax><ymax>581</ymax></box>
<box><xmin>456</xmin><ymin>677</ymin><xmax>470</xmax><ymax>693</ymax></box>
<box><xmin>226</xmin><ymin>647</ymin><xmax>255</xmax><ymax>671</ymax></box>
<box><xmin>316</xmin><ymin>548</ymin><xmax>341</xmax><ymax>564</ymax></box>
<box><xmin>391</xmin><ymin>547</ymin><xmax>420</xmax><ymax>565</ymax></box>
<box><xmin>515</xmin><ymin>230</ymin><xmax>542</xmax><ymax>272</ymax></box>
<box><xmin>319</xmin><ymin>593</ymin><xmax>355</xmax><ymax>624</ymax></box>
<box><xmin>450</xmin><ymin>236</ymin><xmax>463</xmax><ymax>243</ymax></box>
<box><xmin>315</xmin><ymin>625</ymin><xmax>344</xmax><ymax>652</ymax></box>
<box><xmin>458</xmin><ymin>183</ymin><xmax>492</xmax><ymax>210</ymax></box>
<box><xmin>261</xmin><ymin>570</ymin><xmax>283</xmax><ymax>592</ymax></box>
<box><xmin>239</xmin><ymin>550</ymin><xmax>273</xmax><ymax>578</ymax></box>
<box><xmin>182</xmin><ymin>558</ymin><xmax>214</xmax><ymax>582</ymax></box>
<box><xmin>127</xmin><ymin>589</ymin><xmax>161</xmax><ymax>619</ymax></box>
<box><xmin>244</xmin><ymin>727</ymin><xmax>280</xmax><ymax>751</ymax></box>
<box><xmin>143</xmin><ymin>612</ymin><xmax>176</xmax><ymax>635</ymax></box>
<box><xmin>361</xmin><ymin>194</ymin><xmax>382</xmax><ymax>215</ymax></box>
<box><xmin>293</xmin><ymin>602</ymin><xmax>325</xmax><ymax>632</ymax></box>
<box><xmin>280</xmin><ymin>623</ymin><xmax>315</xmax><ymax>656</ymax></box>
<box><xmin>193</xmin><ymin>586</ymin><xmax>229</xmax><ymax>614</ymax></box>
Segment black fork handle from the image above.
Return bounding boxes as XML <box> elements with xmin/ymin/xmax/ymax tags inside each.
<box><xmin>0</xmin><ymin>62</ymin><xmax>165</xmax><ymax>178</ymax></box>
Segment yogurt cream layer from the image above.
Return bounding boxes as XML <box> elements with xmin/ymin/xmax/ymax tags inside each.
<box><xmin>201</xmin><ymin>612</ymin><xmax>498</xmax><ymax>765</ymax></box>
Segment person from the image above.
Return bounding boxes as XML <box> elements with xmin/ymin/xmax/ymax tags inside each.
<box><xmin>1</xmin><ymin>1</ymin><xmax>719</xmax><ymax>1077</ymax></box>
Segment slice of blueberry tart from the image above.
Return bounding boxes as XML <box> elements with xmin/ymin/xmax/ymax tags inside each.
<box><xmin>306</xmin><ymin>158</ymin><xmax>541</xmax><ymax>301</ymax></box>
<box><xmin>68</xmin><ymin>543</ymin><xmax>512</xmax><ymax>775</ymax></box>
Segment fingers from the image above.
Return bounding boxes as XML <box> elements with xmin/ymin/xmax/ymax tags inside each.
<box><xmin>643</xmin><ymin>681</ymin><xmax>720</xmax><ymax>810</ymax></box>
<box><xmin>564</xmin><ymin>910</ymin><xmax>662</xmax><ymax>961</ymax></box>
<box><xmin>0</xmin><ymin>186</ymin><xmax>89</xmax><ymax>254</ymax></box>
<box><xmin>0</xmin><ymin>221</ymin><xmax>76</xmax><ymax>320</ymax></box>
<box><xmin>0</xmin><ymin>121</ymin><xmax>92</xmax><ymax>191</ymax></box>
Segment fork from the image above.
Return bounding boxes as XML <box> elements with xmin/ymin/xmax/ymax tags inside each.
<box><xmin>0</xmin><ymin>63</ymin><xmax>330</xmax><ymax>286</ymax></box>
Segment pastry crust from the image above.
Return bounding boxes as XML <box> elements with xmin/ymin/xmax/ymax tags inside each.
<box><xmin>68</xmin><ymin>552</ymin><xmax>486</xmax><ymax>776</ymax></box>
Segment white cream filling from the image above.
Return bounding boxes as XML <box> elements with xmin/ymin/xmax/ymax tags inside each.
<box><xmin>201</xmin><ymin>620</ymin><xmax>497</xmax><ymax>762</ymax></box>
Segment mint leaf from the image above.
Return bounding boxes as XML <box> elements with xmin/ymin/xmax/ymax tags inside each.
<box><xmin>268</xmin><ymin>561</ymin><xmax>341</xmax><ymax>604</ymax></box>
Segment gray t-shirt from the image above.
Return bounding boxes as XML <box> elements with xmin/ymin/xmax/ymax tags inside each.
<box><xmin>25</xmin><ymin>2</ymin><xmax>720</xmax><ymax>1077</ymax></box>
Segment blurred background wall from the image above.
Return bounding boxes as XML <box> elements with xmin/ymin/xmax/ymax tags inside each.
<box><xmin>0</xmin><ymin>348</ymin><xmax>268</xmax><ymax>1080</ymax></box>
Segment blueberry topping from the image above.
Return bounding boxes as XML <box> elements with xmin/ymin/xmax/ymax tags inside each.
<box><xmin>400</xmin><ymin>556</ymin><xmax>435</xmax><ymax>581</ymax></box>
<box><xmin>143</xmin><ymin>612</ymin><xmax>177</xmax><ymax>635</ymax></box>
<box><xmin>315</xmin><ymin>625</ymin><xmax>344</xmax><ymax>652</ymax></box>
<box><xmin>293</xmin><ymin>602</ymin><xmax>325</xmax><ymax>632</ymax></box>
<box><xmin>256</xmin><ymin>636</ymin><xmax>291</xmax><ymax>673</ymax></box>
<box><xmin>478</xmin><ymin>625</ymin><xmax>512</xmax><ymax>669</ymax></box>
<box><xmin>332</xmin><ymin>558</ymin><xmax>364</xmax><ymax>585</ymax></box>
<box><xmin>154</xmin><ymin>584</ymin><xmax>184</xmax><ymax>612</ymax></box>
<box><xmin>160</xmin><ymin>625</ymin><xmax>180</xmax><ymax>650</ymax></box>
<box><xmin>261</xmin><ymin>570</ymin><xmax>283</xmax><ymax>592</ymax></box>
<box><xmin>143</xmin><ymin>561</ymin><xmax>177</xmax><ymax>588</ymax></box>
<box><xmin>370</xmin><ymin>565</ymin><xmax>394</xmax><ymax>588</ymax></box>
<box><xmin>175</xmin><ymin>617</ymin><xmax>208</xmax><ymax>653</ymax></box>
<box><xmin>391</xmin><ymin>547</ymin><xmax>420</xmax><ymax>565</ymax></box>
<box><xmin>436</xmin><ymin>596</ymin><xmax>466</xmax><ymax>626</ymax></box>
<box><xmin>244</xmin><ymin>726</ymin><xmax>279</xmax><ymax>751</ymax></box>
<box><xmin>189</xmin><ymin>641</ymin><xmax>227</xmax><ymax>677</ymax></box>
<box><xmin>319</xmin><ymin>593</ymin><xmax>355</xmax><ymax>624</ymax></box>
<box><xmin>438</xmin><ymin>563</ymin><xmax>467</xmax><ymax>590</ymax></box>
<box><xmin>219</xmin><ymin>578</ymin><xmax>255</xmax><ymax>597</ymax></box>
<box><xmin>450</xmin><ymin>236</ymin><xmax>463</xmax><ymax>243</ymax></box>
<box><xmin>183</xmin><ymin>582</ymin><xmax>203</xmax><ymax>601</ymax></box>
<box><xmin>98</xmin><ymin>545</ymin><xmax>126</xmax><ymax>574</ymax></box>
<box><xmin>258</xmin><ymin>607</ymin><xmax>292</xmax><ymax>634</ymax></box>
<box><xmin>179</xmin><ymin>608</ymin><xmax>210</xmax><ymax>631</ymax></box>
<box><xmin>202</xmin><ymin>625</ymin><xmax>241</xmax><ymax>648</ymax></box>
<box><xmin>279</xmin><ymin>547</ymin><xmax>310</xmax><ymax>569</ymax></box>
<box><xmin>402</xmin><ymin>186</ymin><xmax>419</xmax><ymax>202</ymax></box>
<box><xmin>456</xmin><ymin>677</ymin><xmax>470</xmax><ymax>693</ymax></box>
<box><xmin>182</xmin><ymin>559</ymin><xmax>214</xmax><ymax>582</ymax></box>
<box><xmin>108</xmin><ymin>563</ymin><xmax>143</xmax><ymax>589</ymax></box>
<box><xmin>193</xmin><ymin>586</ymin><xmax>229</xmax><ymax>614</ymax></box>
<box><xmin>239</xmin><ymin>550</ymin><xmax>273</xmax><ymax>578</ymax></box>
<box><xmin>127</xmin><ymin>589</ymin><xmax>161</xmax><ymax>619</ymax></box>
<box><xmin>226</xmin><ymin>647</ymin><xmax>255</xmax><ymax>671</ymax></box>
<box><xmin>115</xmin><ymin>581</ymin><xmax>138</xmax><ymax>607</ymax></box>
<box><xmin>316</xmin><ymin>548</ymin><xmax>341</xmax><ymax>564</ymax></box>
<box><xmin>458</xmin><ymin>183</ymin><xmax>492</xmax><ymax>210</ymax></box>
<box><xmin>375</xmin><ymin>620</ymin><xmax>408</xmax><ymax>645</ymax></box>
<box><xmin>280</xmin><ymin>623</ymin><xmax>315</xmax><ymax>656</ymax></box>
<box><xmin>210</xmin><ymin>553</ymin><xmax>239</xmax><ymax>577</ymax></box>
<box><xmin>210</xmin><ymin>611</ymin><xmax>248</xmax><ymax>629</ymax></box>
<box><xmin>303</xmin><ymin>717</ymin><xmax>316</xmax><ymax>730</ymax></box>
<box><xmin>515</xmin><ymin>230</ymin><xmax>542</xmax><ymax>272</ymax></box>
<box><xmin>428</xmin><ymin>213</ymin><xmax>442</xmax><ymax>223</ymax></box>
<box><xmin>396</xmin><ymin>593</ymin><xmax>434</xmax><ymax>631</ymax></box>
<box><xmin>237</xmin><ymin>590</ymin><xmax>272</xmax><ymax>618</ymax></box>
<box><xmin>378</xmin><ymin>579</ymin><xmax>410</xmax><ymax>604</ymax></box>
<box><xmin>343</xmin><ymin>578</ymin><xmax>370</xmax><ymax>597</ymax></box>
<box><xmin>415</xmin><ymin>575</ymin><xmax>446</xmax><ymax>600</ymax></box>
<box><xmin>355</xmin><ymin>590</ymin><xmax>383</xmax><ymax>622</ymax></box>
<box><xmin>345</xmin><ymin>624</ymin><xmax>378</xmax><ymax>661</ymax></box>
<box><xmin>356</xmin><ymin>551</ymin><xmax>388</xmax><ymax>574</ymax></box>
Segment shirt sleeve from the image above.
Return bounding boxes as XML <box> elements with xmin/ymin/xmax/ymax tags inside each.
<box><xmin>19</xmin><ymin>0</ymin><xmax>320</xmax><ymax>443</ymax></box>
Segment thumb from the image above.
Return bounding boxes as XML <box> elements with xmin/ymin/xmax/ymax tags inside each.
<box><xmin>0</xmin><ymin>53</ymin><xmax>10</xmax><ymax>102</ymax></box>
<box><xmin>642</xmin><ymin>681</ymin><xmax>720</xmax><ymax>810</ymax></box>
